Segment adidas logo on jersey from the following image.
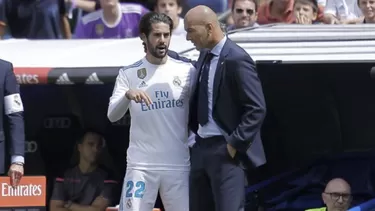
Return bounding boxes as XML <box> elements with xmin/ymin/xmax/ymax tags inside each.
<box><xmin>85</xmin><ymin>72</ymin><xmax>104</xmax><ymax>84</ymax></box>
<box><xmin>138</xmin><ymin>81</ymin><xmax>147</xmax><ymax>88</ymax></box>
<box><xmin>56</xmin><ymin>73</ymin><xmax>74</xmax><ymax>85</ymax></box>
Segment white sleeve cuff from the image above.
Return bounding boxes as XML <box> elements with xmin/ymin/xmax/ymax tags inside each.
<box><xmin>187</xmin><ymin>133</ymin><xmax>196</xmax><ymax>148</ymax></box>
<box><xmin>11</xmin><ymin>155</ymin><xmax>24</xmax><ymax>164</ymax></box>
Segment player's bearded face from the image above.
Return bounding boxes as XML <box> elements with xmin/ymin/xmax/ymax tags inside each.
<box><xmin>146</xmin><ymin>23</ymin><xmax>171</xmax><ymax>59</ymax></box>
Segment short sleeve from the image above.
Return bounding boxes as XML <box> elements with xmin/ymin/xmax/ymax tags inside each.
<box><xmin>50</xmin><ymin>177</ymin><xmax>66</xmax><ymax>201</ymax></box>
<box><xmin>324</xmin><ymin>0</ymin><xmax>337</xmax><ymax>16</ymax></box>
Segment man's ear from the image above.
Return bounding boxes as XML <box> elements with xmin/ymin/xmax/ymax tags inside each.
<box><xmin>140</xmin><ymin>33</ymin><xmax>147</xmax><ymax>42</ymax></box>
<box><xmin>206</xmin><ymin>23</ymin><xmax>214</xmax><ymax>34</ymax></box>
<box><xmin>312</xmin><ymin>12</ymin><xmax>318</xmax><ymax>21</ymax></box>
<box><xmin>177</xmin><ymin>6</ymin><xmax>182</xmax><ymax>15</ymax></box>
<box><xmin>77</xmin><ymin>143</ymin><xmax>82</xmax><ymax>153</ymax></box>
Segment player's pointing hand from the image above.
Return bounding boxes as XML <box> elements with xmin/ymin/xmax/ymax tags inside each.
<box><xmin>125</xmin><ymin>89</ymin><xmax>152</xmax><ymax>105</ymax></box>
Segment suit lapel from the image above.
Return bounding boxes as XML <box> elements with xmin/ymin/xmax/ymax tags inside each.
<box><xmin>212</xmin><ymin>39</ymin><xmax>231</xmax><ymax>106</ymax></box>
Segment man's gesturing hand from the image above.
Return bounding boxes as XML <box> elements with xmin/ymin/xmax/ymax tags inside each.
<box><xmin>8</xmin><ymin>163</ymin><xmax>24</xmax><ymax>188</ymax></box>
<box><xmin>126</xmin><ymin>89</ymin><xmax>152</xmax><ymax>105</ymax></box>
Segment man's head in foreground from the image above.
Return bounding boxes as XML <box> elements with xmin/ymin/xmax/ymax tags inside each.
<box><xmin>139</xmin><ymin>12</ymin><xmax>173</xmax><ymax>61</ymax></box>
<box><xmin>184</xmin><ymin>5</ymin><xmax>224</xmax><ymax>50</ymax></box>
<box><xmin>322</xmin><ymin>178</ymin><xmax>352</xmax><ymax>211</ymax></box>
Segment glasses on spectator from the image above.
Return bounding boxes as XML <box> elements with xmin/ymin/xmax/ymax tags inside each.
<box><xmin>235</xmin><ymin>8</ymin><xmax>255</xmax><ymax>15</ymax></box>
<box><xmin>324</xmin><ymin>192</ymin><xmax>352</xmax><ymax>202</ymax></box>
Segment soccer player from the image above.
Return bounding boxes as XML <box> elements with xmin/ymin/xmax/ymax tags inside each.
<box><xmin>74</xmin><ymin>0</ymin><xmax>149</xmax><ymax>39</ymax></box>
<box><xmin>107</xmin><ymin>12</ymin><xmax>194</xmax><ymax>211</ymax></box>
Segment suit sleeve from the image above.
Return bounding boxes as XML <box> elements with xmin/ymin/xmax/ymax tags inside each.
<box><xmin>3</xmin><ymin>62</ymin><xmax>25</xmax><ymax>163</ymax></box>
<box><xmin>226</xmin><ymin>56</ymin><xmax>266</xmax><ymax>152</ymax></box>
<box><xmin>107</xmin><ymin>68</ymin><xmax>131</xmax><ymax>122</ymax></box>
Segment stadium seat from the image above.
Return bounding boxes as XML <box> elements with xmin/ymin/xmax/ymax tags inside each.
<box><xmin>36</xmin><ymin>114</ymin><xmax>82</xmax><ymax>177</ymax></box>
<box><xmin>23</xmin><ymin>137</ymin><xmax>46</xmax><ymax>176</ymax></box>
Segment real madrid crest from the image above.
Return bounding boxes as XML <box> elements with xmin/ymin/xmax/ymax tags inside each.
<box><xmin>126</xmin><ymin>198</ymin><xmax>132</xmax><ymax>209</ymax></box>
<box><xmin>173</xmin><ymin>76</ymin><xmax>182</xmax><ymax>87</ymax></box>
<box><xmin>95</xmin><ymin>24</ymin><xmax>104</xmax><ymax>35</ymax></box>
<box><xmin>14</xmin><ymin>94</ymin><xmax>21</xmax><ymax>106</ymax></box>
<box><xmin>137</xmin><ymin>68</ymin><xmax>147</xmax><ymax>79</ymax></box>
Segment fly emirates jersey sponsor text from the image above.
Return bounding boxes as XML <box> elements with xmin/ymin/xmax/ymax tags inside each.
<box><xmin>108</xmin><ymin>56</ymin><xmax>195</xmax><ymax>171</ymax></box>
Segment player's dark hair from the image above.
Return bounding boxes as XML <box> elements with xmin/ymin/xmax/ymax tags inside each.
<box><xmin>77</xmin><ymin>128</ymin><xmax>104</xmax><ymax>144</ymax></box>
<box><xmin>139</xmin><ymin>12</ymin><xmax>174</xmax><ymax>37</ymax></box>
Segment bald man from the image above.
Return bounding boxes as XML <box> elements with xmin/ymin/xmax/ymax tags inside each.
<box><xmin>306</xmin><ymin>178</ymin><xmax>352</xmax><ymax>211</ymax></box>
<box><xmin>170</xmin><ymin>5</ymin><xmax>267</xmax><ymax>211</ymax></box>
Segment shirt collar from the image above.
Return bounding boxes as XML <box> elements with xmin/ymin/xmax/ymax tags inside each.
<box><xmin>211</xmin><ymin>36</ymin><xmax>227</xmax><ymax>56</ymax></box>
<box><xmin>101</xmin><ymin>3</ymin><xmax>122</xmax><ymax>28</ymax></box>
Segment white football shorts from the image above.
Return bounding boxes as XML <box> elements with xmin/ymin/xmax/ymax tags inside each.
<box><xmin>119</xmin><ymin>168</ymin><xmax>189</xmax><ymax>211</ymax></box>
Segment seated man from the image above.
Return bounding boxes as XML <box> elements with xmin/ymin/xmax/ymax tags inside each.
<box><xmin>50</xmin><ymin>130</ymin><xmax>118</xmax><ymax>211</ymax></box>
<box><xmin>306</xmin><ymin>178</ymin><xmax>352</xmax><ymax>211</ymax></box>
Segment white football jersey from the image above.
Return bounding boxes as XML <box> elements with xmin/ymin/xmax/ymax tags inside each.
<box><xmin>108</xmin><ymin>56</ymin><xmax>195</xmax><ymax>171</ymax></box>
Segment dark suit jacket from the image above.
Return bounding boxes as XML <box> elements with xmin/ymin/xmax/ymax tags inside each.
<box><xmin>168</xmin><ymin>38</ymin><xmax>267</xmax><ymax>168</ymax></box>
<box><xmin>0</xmin><ymin>59</ymin><xmax>25</xmax><ymax>174</ymax></box>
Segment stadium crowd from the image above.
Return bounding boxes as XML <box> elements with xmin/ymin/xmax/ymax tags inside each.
<box><xmin>0</xmin><ymin>0</ymin><xmax>373</xmax><ymax>40</ymax></box>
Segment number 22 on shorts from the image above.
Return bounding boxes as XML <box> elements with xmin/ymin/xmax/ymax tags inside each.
<box><xmin>125</xmin><ymin>181</ymin><xmax>145</xmax><ymax>198</ymax></box>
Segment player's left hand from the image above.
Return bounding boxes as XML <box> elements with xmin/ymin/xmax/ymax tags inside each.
<box><xmin>227</xmin><ymin>144</ymin><xmax>237</xmax><ymax>158</ymax></box>
<box><xmin>8</xmin><ymin>163</ymin><xmax>24</xmax><ymax>188</ymax></box>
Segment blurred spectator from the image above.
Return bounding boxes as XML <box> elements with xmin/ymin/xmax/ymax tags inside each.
<box><xmin>323</xmin><ymin>0</ymin><xmax>363</xmax><ymax>23</ymax></box>
<box><xmin>227</xmin><ymin>0</ymin><xmax>259</xmax><ymax>31</ymax></box>
<box><xmin>257</xmin><ymin>0</ymin><xmax>323</xmax><ymax>24</ymax></box>
<box><xmin>294</xmin><ymin>0</ymin><xmax>320</xmax><ymax>24</ymax></box>
<box><xmin>74</xmin><ymin>0</ymin><xmax>149</xmax><ymax>39</ymax></box>
<box><xmin>186</xmin><ymin>0</ymin><xmax>228</xmax><ymax>13</ymax></box>
<box><xmin>49</xmin><ymin>131</ymin><xmax>118</xmax><ymax>211</ymax></box>
<box><xmin>257</xmin><ymin>0</ymin><xmax>297</xmax><ymax>24</ymax></box>
<box><xmin>0</xmin><ymin>0</ymin><xmax>71</xmax><ymax>39</ymax></box>
<box><xmin>155</xmin><ymin>0</ymin><xmax>186</xmax><ymax>36</ymax></box>
<box><xmin>358</xmin><ymin>0</ymin><xmax>375</xmax><ymax>23</ymax></box>
<box><xmin>66</xmin><ymin>0</ymin><xmax>153</xmax><ymax>14</ymax></box>
<box><xmin>306</xmin><ymin>178</ymin><xmax>352</xmax><ymax>211</ymax></box>
<box><xmin>67</xmin><ymin>0</ymin><xmax>100</xmax><ymax>14</ymax></box>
